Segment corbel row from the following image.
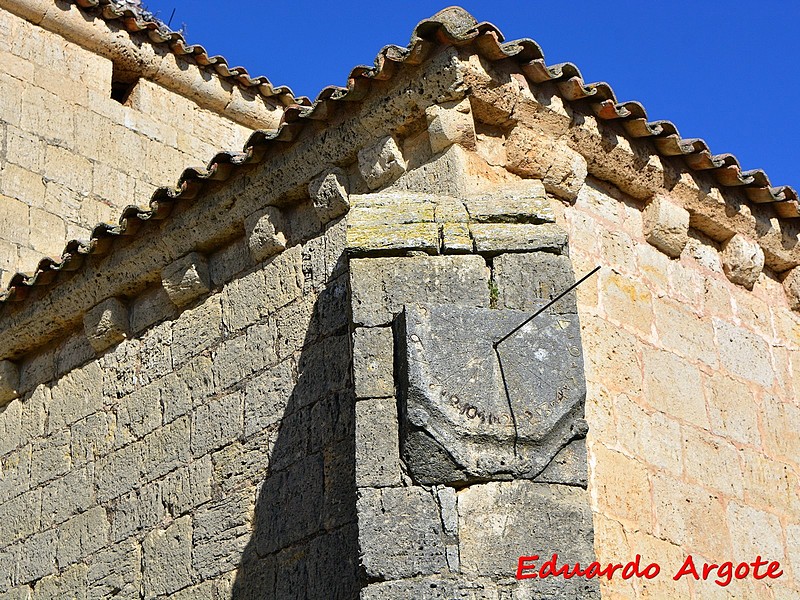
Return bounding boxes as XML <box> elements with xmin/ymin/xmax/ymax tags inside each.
<box><xmin>0</xmin><ymin>171</ymin><xmax>353</xmax><ymax>407</ymax></box>
<box><xmin>643</xmin><ymin>195</ymin><xmax>800</xmax><ymax>308</ymax></box>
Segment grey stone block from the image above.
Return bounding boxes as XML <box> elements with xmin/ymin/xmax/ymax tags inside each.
<box><xmin>322</xmin><ymin>438</ymin><xmax>357</xmax><ymax>531</ymax></box>
<box><xmin>99</xmin><ymin>339</ymin><xmax>140</xmax><ymax>400</ymax></box>
<box><xmin>210</xmin><ymin>238</ymin><xmax>251</xmax><ymax>287</ymax></box>
<box><xmin>355</xmin><ymin>398</ymin><xmax>401</xmax><ymax>487</ymax></box>
<box><xmin>398</xmin><ymin>303</ymin><xmax>586</xmax><ymax>485</ymax></box>
<box><xmin>163</xmin><ymin>356</ymin><xmax>214</xmax><ymax>423</ymax></box>
<box><xmin>245</xmin><ymin>320</ymin><xmax>279</xmax><ymax>374</ymax></box>
<box><xmin>192</xmin><ymin>490</ymin><xmax>252</xmax><ymax>579</ymax></box>
<box><xmin>191</xmin><ymin>392</ymin><xmax>244</xmax><ymax>457</ymax></box>
<box><xmin>458</xmin><ymin>481</ymin><xmax>598</xmax><ymax>598</ymax></box>
<box><xmin>0</xmin><ymin>362</ymin><xmax>19</xmax><ymax>407</ymax></box>
<box><xmin>162</xmin><ymin>456</ymin><xmax>213</xmax><ymax>517</ymax></box>
<box><xmin>0</xmin><ymin>489</ymin><xmax>41</xmax><ymax>545</ymax></box>
<box><xmin>139</xmin><ymin>321</ymin><xmax>173</xmax><ymax>384</ymax></box>
<box><xmin>494</xmin><ymin>252</ymin><xmax>578</xmax><ymax>314</ymax></box>
<box><xmin>255</xmin><ymin>453</ymin><xmax>325</xmax><ymax>556</ymax></box>
<box><xmin>244</xmin><ymin>359</ymin><xmax>295</xmax><ymax>438</ymax></box>
<box><xmin>18</xmin><ymin>350</ymin><xmax>55</xmax><ymax>397</ymax></box>
<box><xmin>274</xmin><ymin>299</ymin><xmax>317</xmax><ymax>360</ymax></box>
<box><xmin>360</xmin><ymin>576</ymin><xmax>500</xmax><ymax>600</ymax></box>
<box><xmin>88</xmin><ymin>541</ymin><xmax>142</xmax><ymax>600</ymax></box>
<box><xmin>71</xmin><ymin>411</ymin><xmax>117</xmax><ymax>467</ymax></box>
<box><xmin>350</xmin><ymin>255</ymin><xmax>490</xmax><ymax>327</ymax></box>
<box><xmin>0</xmin><ymin>550</ymin><xmax>12</xmax><ymax>592</ymax></box>
<box><xmin>142</xmin><ymin>516</ymin><xmax>195</xmax><ymax>598</ymax></box>
<box><xmin>141</xmin><ymin>415</ymin><xmax>190</xmax><ymax>482</ymax></box>
<box><xmin>171</xmin><ymin>297</ymin><xmax>222</xmax><ymax>367</ymax></box>
<box><xmin>0</xmin><ymin>446</ymin><xmax>31</xmax><ymax>506</ymax></box>
<box><xmin>357</xmin><ymin>487</ymin><xmax>447</xmax><ymax>579</ymax></box>
<box><xmin>48</xmin><ymin>361</ymin><xmax>103</xmax><ymax>434</ymax></box>
<box><xmin>95</xmin><ymin>441</ymin><xmax>143</xmax><ymax>502</ymax></box>
<box><xmin>221</xmin><ymin>268</ymin><xmax>266</xmax><ymax>333</ymax></box>
<box><xmin>306</xmin><ymin>525</ymin><xmax>361</xmax><ymax>600</ymax></box>
<box><xmin>12</xmin><ymin>529</ymin><xmax>57</xmax><ymax>585</ymax></box>
<box><xmin>0</xmin><ymin>399</ymin><xmax>21</xmax><ymax>457</ymax></box>
<box><xmin>19</xmin><ymin>387</ymin><xmax>46</xmax><ymax>449</ymax></box>
<box><xmin>40</xmin><ymin>466</ymin><xmax>94</xmax><ymax>527</ymax></box>
<box><xmin>55</xmin><ymin>333</ymin><xmax>95</xmax><ymax>378</ymax></box>
<box><xmin>55</xmin><ymin>506</ymin><xmax>110</xmax><ymax>568</ymax></box>
<box><xmin>436</xmin><ymin>486</ymin><xmax>458</xmax><ymax>537</ymax></box>
<box><xmin>30</xmin><ymin>564</ymin><xmax>87</xmax><ymax>600</ymax></box>
<box><xmin>0</xmin><ymin>586</ymin><xmax>33</xmax><ymax>600</ymax></box>
<box><xmin>471</xmin><ymin>223</ymin><xmax>568</xmax><ymax>255</ymax></box>
<box><xmin>30</xmin><ymin>430</ymin><xmax>71</xmax><ymax>486</ymax></box>
<box><xmin>212</xmin><ymin>430</ymin><xmax>274</xmax><ymax>494</ymax></box>
<box><xmin>162</xmin><ymin>251</ymin><xmax>211</xmax><ymax>307</ymax></box>
<box><xmin>110</xmin><ymin>481</ymin><xmax>165</xmax><ymax>542</ymax></box>
<box><xmin>464</xmin><ymin>180</ymin><xmax>551</xmax><ymax>223</ymax></box>
<box><xmin>116</xmin><ymin>383</ymin><xmax>162</xmax><ymax>444</ymax></box>
<box><xmin>352</xmin><ymin>326</ymin><xmax>394</xmax><ymax>398</ymax></box>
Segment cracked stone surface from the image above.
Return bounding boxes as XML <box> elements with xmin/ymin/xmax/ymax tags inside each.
<box><xmin>398</xmin><ymin>303</ymin><xmax>586</xmax><ymax>485</ymax></box>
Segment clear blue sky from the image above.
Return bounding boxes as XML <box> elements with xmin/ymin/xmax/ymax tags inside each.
<box><xmin>143</xmin><ymin>0</ymin><xmax>799</xmax><ymax>190</ymax></box>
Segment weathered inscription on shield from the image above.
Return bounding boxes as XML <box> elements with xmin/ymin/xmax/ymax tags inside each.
<box><xmin>397</xmin><ymin>302</ymin><xmax>587</xmax><ymax>485</ymax></box>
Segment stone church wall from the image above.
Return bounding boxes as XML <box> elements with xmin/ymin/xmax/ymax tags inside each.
<box><xmin>0</xmin><ymin>5</ymin><xmax>257</xmax><ymax>284</ymax></box>
<box><xmin>561</xmin><ymin>180</ymin><xmax>800</xmax><ymax>598</ymax></box>
<box><xmin>0</xmin><ymin>210</ymin><xmax>357</xmax><ymax>598</ymax></box>
<box><xmin>1</xmin><ymin>15</ymin><xmax>799</xmax><ymax>597</ymax></box>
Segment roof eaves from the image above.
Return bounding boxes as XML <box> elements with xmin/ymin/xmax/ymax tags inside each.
<box><xmin>1</xmin><ymin>5</ymin><xmax>798</xmax><ymax>306</ymax></box>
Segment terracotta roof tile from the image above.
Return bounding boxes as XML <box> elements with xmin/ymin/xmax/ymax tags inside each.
<box><xmin>68</xmin><ymin>0</ymin><xmax>307</xmax><ymax>106</ymax></box>
<box><xmin>2</xmin><ymin>6</ymin><xmax>798</xmax><ymax>304</ymax></box>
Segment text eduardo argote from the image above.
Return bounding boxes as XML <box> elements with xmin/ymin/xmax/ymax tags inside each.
<box><xmin>516</xmin><ymin>554</ymin><xmax>784</xmax><ymax>587</ymax></box>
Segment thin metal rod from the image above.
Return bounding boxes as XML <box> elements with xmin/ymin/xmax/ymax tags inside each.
<box><xmin>493</xmin><ymin>265</ymin><xmax>601</xmax><ymax>348</ymax></box>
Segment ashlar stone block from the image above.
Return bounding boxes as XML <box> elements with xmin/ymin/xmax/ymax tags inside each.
<box><xmin>458</xmin><ymin>481</ymin><xmax>599</xmax><ymax>598</ymax></box>
<box><xmin>470</xmin><ymin>223</ymin><xmax>568</xmax><ymax>255</ymax></box>
<box><xmin>506</xmin><ymin>126</ymin><xmax>588</xmax><ymax>200</ymax></box>
<box><xmin>352</xmin><ymin>327</ymin><xmax>394</xmax><ymax>398</ymax></box>
<box><xmin>83</xmin><ymin>297</ymin><xmax>129</xmax><ymax>353</ymax></box>
<box><xmin>441</xmin><ymin>223</ymin><xmax>472</xmax><ymax>254</ymax></box>
<box><xmin>355</xmin><ymin>398</ymin><xmax>401</xmax><ymax>487</ymax></box>
<box><xmin>358</xmin><ymin>135</ymin><xmax>407</xmax><ymax>190</ymax></box>
<box><xmin>142</xmin><ymin>516</ymin><xmax>195</xmax><ymax>598</ymax></box>
<box><xmin>494</xmin><ymin>252</ymin><xmax>578</xmax><ymax>314</ymax></box>
<box><xmin>463</xmin><ymin>180</ymin><xmax>551</xmax><ymax>223</ymax></box>
<box><xmin>245</xmin><ymin>206</ymin><xmax>286</xmax><ymax>263</ymax></box>
<box><xmin>721</xmin><ymin>233</ymin><xmax>765</xmax><ymax>289</ymax></box>
<box><xmin>357</xmin><ymin>487</ymin><xmax>447</xmax><ymax>579</ymax></box>
<box><xmin>642</xmin><ymin>194</ymin><xmax>689</xmax><ymax>258</ymax></box>
<box><xmin>0</xmin><ymin>361</ymin><xmax>19</xmax><ymax>406</ymax></box>
<box><xmin>162</xmin><ymin>252</ymin><xmax>211</xmax><ymax>308</ymax></box>
<box><xmin>350</xmin><ymin>255</ymin><xmax>490</xmax><ymax>327</ymax></box>
<box><xmin>361</xmin><ymin>576</ymin><xmax>499</xmax><ymax>600</ymax></box>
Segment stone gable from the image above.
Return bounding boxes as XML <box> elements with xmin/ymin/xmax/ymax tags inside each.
<box><xmin>0</xmin><ymin>5</ymin><xmax>798</xmax><ymax>599</ymax></box>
